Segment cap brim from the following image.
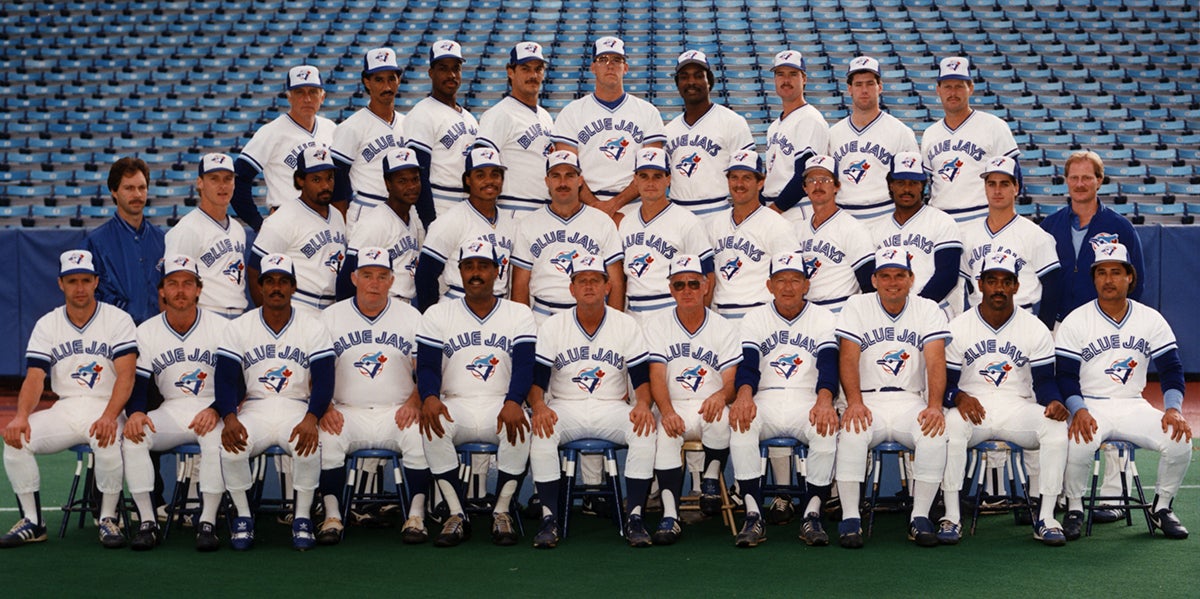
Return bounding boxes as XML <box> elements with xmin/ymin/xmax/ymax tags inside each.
<box><xmin>890</xmin><ymin>172</ymin><xmax>926</xmax><ymax>181</ymax></box>
<box><xmin>803</xmin><ymin>165</ymin><xmax>834</xmax><ymax>176</ymax></box>
<box><xmin>771</xmin><ymin>266</ymin><xmax>806</xmax><ymax>277</ymax></box>
<box><xmin>848</xmin><ymin>68</ymin><xmax>879</xmax><ymax>76</ymax></box>
<box><xmin>675</xmin><ymin>59</ymin><xmax>710</xmax><ymax>72</ymax></box>
<box><xmin>770</xmin><ymin>63</ymin><xmax>805</xmax><ymax>72</ymax></box>
<box><xmin>59</xmin><ymin>267</ymin><xmax>96</xmax><ymax>277</ymax></box>
<box><xmin>468</xmin><ymin>163</ymin><xmax>506</xmax><ymax>171</ymax></box>
<box><xmin>635</xmin><ymin>165</ymin><xmax>668</xmax><ymax>173</ymax></box>
<box><xmin>430</xmin><ymin>54</ymin><xmax>464</xmax><ymax>64</ymax></box>
<box><xmin>938</xmin><ymin>74</ymin><xmax>972</xmax><ymax>81</ymax></box>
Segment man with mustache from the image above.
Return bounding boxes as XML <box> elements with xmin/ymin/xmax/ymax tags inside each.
<box><xmin>763</xmin><ymin>50</ymin><xmax>829</xmax><ymax>224</ymax></box>
<box><xmin>793</xmin><ymin>154</ymin><xmax>875</xmax><ymax>315</ymax></box>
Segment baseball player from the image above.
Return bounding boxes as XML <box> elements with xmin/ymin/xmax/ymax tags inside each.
<box><xmin>526</xmin><ymin>255</ymin><xmax>657</xmax><ymax>548</ymax></box>
<box><xmin>214</xmin><ymin>254</ymin><xmax>335</xmax><ymax>551</ymax></box>
<box><xmin>1</xmin><ymin>250</ymin><xmax>136</xmax><ymax>549</ymax></box>
<box><xmin>922</xmin><ymin>57</ymin><xmax>1020</xmax><ymax>228</ymax></box>
<box><xmin>1056</xmin><ymin>243</ymin><xmax>1191</xmax><ymax>541</ymax></box>
<box><xmin>940</xmin><ymin>252</ymin><xmax>1070</xmax><ymax>546</ymax></box>
<box><xmin>828</xmin><ymin>56</ymin><xmax>919</xmax><ymax>228</ymax></box>
<box><xmin>331</xmin><ymin>48</ymin><xmax>406</xmax><ymax>223</ymax></box>
<box><xmin>794</xmin><ymin>154</ymin><xmax>875</xmax><ymax>314</ymax></box>
<box><xmin>763</xmin><ymin>50</ymin><xmax>829</xmax><ymax>223</ymax></box>
<box><xmin>511</xmin><ymin>150</ymin><xmax>625</xmax><ymax>324</ymax></box>
<box><xmin>663</xmin><ymin>50</ymin><xmax>756</xmax><ymax>223</ymax></box>
<box><xmin>231</xmin><ymin>65</ymin><xmax>336</xmax><ymax>231</ymax></box>
<box><xmin>416</xmin><ymin>240</ymin><xmax>536</xmax><ymax>547</ymax></box>
<box><xmin>960</xmin><ymin>156</ymin><xmax>1061</xmax><ymax>328</ymax></box>
<box><xmin>709</xmin><ymin>151</ymin><xmax>794</xmax><ymax>319</ymax></box>
<box><xmin>644</xmin><ymin>255</ymin><xmax>741</xmax><ymax>545</ymax></box>
<box><xmin>404</xmin><ymin>39</ymin><xmax>478</xmax><ymax>226</ymax></box>
<box><xmin>728</xmin><ymin>252</ymin><xmax>839</xmax><ymax>548</ymax></box>
<box><xmin>165</xmin><ymin>153</ymin><xmax>248</xmax><ymax>318</ymax></box>
<box><xmin>415</xmin><ymin>147</ymin><xmax>516</xmax><ymax>312</ymax></box>
<box><xmin>121</xmin><ymin>255</ymin><xmax>226</xmax><ymax>551</ymax></box>
<box><xmin>872</xmin><ymin>151</ymin><xmax>963</xmax><ymax>317</ymax></box>
<box><xmin>315</xmin><ymin>248</ymin><xmax>431</xmax><ymax>545</ymax></box>
<box><xmin>834</xmin><ymin>247</ymin><xmax>950</xmax><ymax>549</ymax></box>
<box><xmin>476</xmin><ymin>42</ymin><xmax>556</xmax><ymax>216</ymax></box>
<box><xmin>248</xmin><ymin>145</ymin><xmax>347</xmax><ymax>310</ymax></box>
<box><xmin>619</xmin><ymin>147</ymin><xmax>715</xmax><ymax>323</ymax></box>
<box><xmin>552</xmin><ymin>36</ymin><xmax>666</xmax><ymax>218</ymax></box>
<box><xmin>336</xmin><ymin>148</ymin><xmax>424</xmax><ymax>304</ymax></box>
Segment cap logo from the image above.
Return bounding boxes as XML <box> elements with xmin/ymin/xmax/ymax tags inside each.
<box><xmin>267</xmin><ymin>255</ymin><xmax>286</xmax><ymax>266</ymax></box>
<box><xmin>601</xmin><ymin>38</ymin><xmax>619</xmax><ymax>49</ymax></box>
<box><xmin>675</xmin><ymin>256</ymin><xmax>692</xmax><ymax>267</ymax></box>
<box><xmin>853</xmin><ymin>57</ymin><xmax>871</xmax><ymax>68</ymax></box>
<box><xmin>437</xmin><ymin>41</ymin><xmax>455</xmax><ymax>51</ymax></box>
<box><xmin>364</xmin><ymin>248</ymin><xmax>384</xmax><ymax>261</ymax></box>
<box><xmin>522</xmin><ymin>43</ymin><xmax>538</xmax><ymax>54</ymax></box>
<box><xmin>780</xmin><ymin>52</ymin><xmax>795</xmax><ymax>62</ymax></box>
<box><xmin>946</xmin><ymin>59</ymin><xmax>963</xmax><ymax>72</ymax></box>
<box><xmin>212</xmin><ymin>155</ymin><xmax>226</xmax><ymax>165</ymax></box>
<box><xmin>172</xmin><ymin>256</ymin><xmax>191</xmax><ymax>268</ymax></box>
<box><xmin>311</xmin><ymin>149</ymin><xmax>327</xmax><ymax>161</ymax></box>
<box><xmin>1098</xmin><ymin>245</ymin><xmax>1119</xmax><ymax>257</ymax></box>
<box><xmin>990</xmin><ymin>157</ymin><xmax>1007</xmax><ymax>168</ymax></box>
<box><xmin>375</xmin><ymin>50</ymin><xmax>390</xmax><ymax>61</ymax></box>
<box><xmin>66</xmin><ymin>252</ymin><xmax>86</xmax><ymax>265</ymax></box>
<box><xmin>468</xmin><ymin>241</ymin><xmax>486</xmax><ymax>252</ymax></box>
<box><xmin>681</xmin><ymin>50</ymin><xmax>701</xmax><ymax>61</ymax></box>
<box><xmin>901</xmin><ymin>156</ymin><xmax>918</xmax><ymax>169</ymax></box>
<box><xmin>296</xmin><ymin>69</ymin><xmax>313</xmax><ymax>81</ymax></box>
<box><xmin>734</xmin><ymin>150</ymin><xmax>753</xmax><ymax>162</ymax></box>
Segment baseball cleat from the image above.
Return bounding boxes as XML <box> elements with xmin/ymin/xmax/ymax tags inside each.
<box><xmin>230</xmin><ymin>516</ymin><xmax>255</xmax><ymax>551</ymax></box>
<box><xmin>292</xmin><ymin>518</ymin><xmax>316</xmax><ymax>551</ymax></box>
<box><xmin>0</xmin><ymin>518</ymin><xmax>47</xmax><ymax>548</ymax></box>
<box><xmin>532</xmin><ymin>515</ymin><xmax>560</xmax><ymax>549</ymax></box>
<box><xmin>1151</xmin><ymin>509</ymin><xmax>1189</xmax><ymax>540</ymax></box>
<box><xmin>936</xmin><ymin>519</ymin><xmax>962</xmax><ymax>545</ymax></box>
<box><xmin>698</xmin><ymin>478</ymin><xmax>722</xmax><ymax>516</ymax></box>
<box><xmin>734</xmin><ymin>512</ymin><xmax>766</xmax><ymax>548</ymax></box>
<box><xmin>625</xmin><ymin>514</ymin><xmax>652</xmax><ymax>548</ymax></box>
<box><xmin>651</xmin><ymin>517</ymin><xmax>682</xmax><ymax>546</ymax></box>
<box><xmin>1034</xmin><ymin>519</ymin><xmax>1067</xmax><ymax>546</ymax></box>
<box><xmin>401</xmin><ymin>515</ymin><xmax>429</xmax><ymax>544</ymax></box>
<box><xmin>351</xmin><ymin>504</ymin><xmax>392</xmax><ymax>528</ymax></box>
<box><xmin>765</xmin><ymin>495</ymin><xmax>795</xmax><ymax>525</ymax></box>
<box><xmin>1092</xmin><ymin>508</ymin><xmax>1125</xmax><ymax>524</ymax></box>
<box><xmin>581</xmin><ymin>496</ymin><xmax>612</xmax><ymax>519</ymax></box>
<box><xmin>131</xmin><ymin>520</ymin><xmax>160</xmax><ymax>551</ymax></box>
<box><xmin>316</xmin><ymin>517</ymin><xmax>344</xmax><ymax>546</ymax></box>
<box><xmin>1062</xmin><ymin>510</ymin><xmax>1084</xmax><ymax>541</ymax></box>
<box><xmin>99</xmin><ymin>517</ymin><xmax>126</xmax><ymax>549</ymax></box>
<box><xmin>908</xmin><ymin>516</ymin><xmax>938</xmax><ymax>547</ymax></box>
<box><xmin>838</xmin><ymin>518</ymin><xmax>863</xmax><ymax>549</ymax></box>
<box><xmin>491</xmin><ymin>512</ymin><xmax>519</xmax><ymax>546</ymax></box>
<box><xmin>799</xmin><ymin>512</ymin><xmax>829</xmax><ymax>546</ymax></box>
<box><xmin>434</xmin><ymin>514</ymin><xmax>469</xmax><ymax>548</ymax></box>
<box><xmin>195</xmin><ymin>522</ymin><xmax>220</xmax><ymax>552</ymax></box>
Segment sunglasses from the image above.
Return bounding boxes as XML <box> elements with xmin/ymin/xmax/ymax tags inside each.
<box><xmin>671</xmin><ymin>280</ymin><xmax>702</xmax><ymax>291</ymax></box>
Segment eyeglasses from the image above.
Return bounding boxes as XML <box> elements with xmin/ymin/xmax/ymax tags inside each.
<box><xmin>593</xmin><ymin>56</ymin><xmax>626</xmax><ymax>66</ymax></box>
<box><xmin>671</xmin><ymin>280</ymin><xmax>702</xmax><ymax>291</ymax></box>
<box><xmin>804</xmin><ymin>177</ymin><xmax>834</xmax><ymax>186</ymax></box>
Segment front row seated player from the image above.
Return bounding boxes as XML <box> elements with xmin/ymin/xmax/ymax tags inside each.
<box><xmin>215</xmin><ymin>253</ymin><xmax>335</xmax><ymax>551</ymax></box>
<box><xmin>1057</xmin><ymin>243</ymin><xmax>1192</xmax><ymax>540</ymax></box>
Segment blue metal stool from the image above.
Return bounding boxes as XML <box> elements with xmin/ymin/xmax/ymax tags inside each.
<box><xmin>456</xmin><ymin>442</ymin><xmax>524</xmax><ymax>535</ymax></box>
<box><xmin>1085</xmin><ymin>440</ymin><xmax>1154</xmax><ymax>536</ymax></box>
<box><xmin>866</xmin><ymin>441</ymin><xmax>913</xmax><ymax>538</ymax></box>
<box><xmin>249</xmin><ymin>445</ymin><xmax>293</xmax><ymax>516</ymax></box>
<box><xmin>162</xmin><ymin>443</ymin><xmax>205</xmax><ymax>541</ymax></box>
<box><xmin>759</xmin><ymin>437</ymin><xmax>809</xmax><ymax>505</ymax></box>
<box><xmin>341</xmin><ymin>448</ymin><xmax>407</xmax><ymax>536</ymax></box>
<box><xmin>59</xmin><ymin>444</ymin><xmax>131</xmax><ymax>539</ymax></box>
<box><xmin>966</xmin><ymin>440</ymin><xmax>1034</xmax><ymax>535</ymax></box>
<box><xmin>559</xmin><ymin>439</ymin><xmax>625</xmax><ymax>539</ymax></box>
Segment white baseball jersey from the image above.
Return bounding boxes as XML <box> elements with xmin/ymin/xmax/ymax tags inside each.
<box><xmin>217</xmin><ymin>306</ymin><xmax>334</xmax><ymax>403</ymax></box>
<box><xmin>419</xmin><ymin>202</ymin><xmax>516</xmax><ymax>300</ymax></box>
<box><xmin>535</xmin><ymin>307</ymin><xmax>649</xmax><ymax>402</ymax></box>
<box><xmin>960</xmin><ymin>215</ymin><xmax>1060</xmax><ymax>310</ymax></box>
<box><xmin>323</xmin><ymin>297</ymin><xmax>420</xmax><ymax>408</ymax></box>
<box><xmin>741</xmin><ymin>301</ymin><xmax>837</xmax><ymax>393</ymax></box>
<box><xmin>416</xmin><ymin>298</ymin><xmax>536</xmax><ymax>400</ymax></box>
<box><xmin>946</xmin><ymin>307</ymin><xmax>1054</xmax><ymax>402</ymax></box>
<box><xmin>330</xmin><ymin>106</ymin><xmax>405</xmax><ymax>214</ymax></box>
<box><xmin>1055</xmin><ymin>300</ymin><xmax>1177</xmax><ymax>400</ymax></box>
<box><xmin>619</xmin><ymin>202</ymin><xmax>714</xmax><ymax>315</ymax></box>
<box><xmin>511</xmin><ymin>205</ymin><xmax>623</xmax><ymax>315</ymax></box>
<box><xmin>795</xmin><ymin>208</ymin><xmax>875</xmax><ymax>311</ymax></box>
<box><xmin>645</xmin><ymin>308</ymin><xmax>741</xmax><ymax>402</ymax></box>
<box><xmin>921</xmin><ymin>110</ymin><xmax>1019</xmax><ymax>224</ymax></box>
<box><xmin>709</xmin><ymin>205</ymin><xmax>794</xmax><ymax>318</ymax></box>
<box><xmin>551</xmin><ymin>93</ymin><xmax>667</xmax><ymax>196</ymax></box>
<box><xmin>347</xmin><ymin>204</ymin><xmax>424</xmax><ymax>301</ymax></box>
<box><xmin>238</xmin><ymin>114</ymin><xmax>337</xmax><ymax>209</ymax></box>
<box><xmin>165</xmin><ymin>209</ymin><xmax>249</xmax><ymax>315</ymax></box>
<box><xmin>403</xmin><ymin>96</ymin><xmax>478</xmax><ymax>213</ymax></box>
<box><xmin>873</xmin><ymin>205</ymin><xmax>963</xmax><ymax>301</ymax></box>
<box><xmin>135</xmin><ymin>309</ymin><xmax>222</xmax><ymax>403</ymax></box>
<box><xmin>763</xmin><ymin>103</ymin><xmax>830</xmax><ymax>211</ymax></box>
<box><xmin>829</xmin><ymin>112</ymin><xmax>918</xmax><ymax>224</ymax></box>
<box><xmin>664</xmin><ymin>103</ymin><xmax>755</xmax><ymax>219</ymax></box>
<box><xmin>251</xmin><ymin>201</ymin><xmax>347</xmax><ymax>309</ymax></box>
<box><xmin>476</xmin><ymin>95</ymin><xmax>556</xmax><ymax>214</ymax></box>
<box><xmin>25</xmin><ymin>303</ymin><xmax>137</xmax><ymax>401</ymax></box>
<box><xmin>835</xmin><ymin>293</ymin><xmax>949</xmax><ymax>394</ymax></box>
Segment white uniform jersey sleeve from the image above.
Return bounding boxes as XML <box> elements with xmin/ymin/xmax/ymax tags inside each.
<box><xmin>238</xmin><ymin>114</ymin><xmax>337</xmax><ymax>209</ymax></box>
<box><xmin>645</xmin><ymin>309</ymin><xmax>742</xmax><ymax>402</ymax></box>
<box><xmin>873</xmin><ymin>205</ymin><xmax>963</xmax><ymax>296</ymax></box>
<box><xmin>419</xmin><ymin>202</ymin><xmax>516</xmax><ymax>300</ymax></box>
<box><xmin>135</xmin><ymin>309</ymin><xmax>223</xmax><ymax>403</ymax></box>
<box><xmin>252</xmin><ymin>202</ymin><xmax>348</xmax><ymax>309</ymax></box>
<box><xmin>835</xmin><ymin>293</ymin><xmax>949</xmax><ymax>394</ymax></box>
<box><xmin>741</xmin><ymin>302</ymin><xmax>837</xmax><ymax>393</ymax></box>
<box><xmin>512</xmin><ymin>205</ymin><xmax>623</xmax><ymax>308</ymax></box>
<box><xmin>795</xmin><ymin>208</ymin><xmax>875</xmax><ymax>306</ymax></box>
<box><xmin>323</xmin><ymin>298</ymin><xmax>420</xmax><ymax>407</ymax></box>
<box><xmin>921</xmin><ymin>110</ymin><xmax>1019</xmax><ymax>222</ymax></box>
<box><xmin>536</xmin><ymin>307</ymin><xmax>649</xmax><ymax>402</ymax></box>
<box><xmin>217</xmin><ymin>307</ymin><xmax>334</xmax><ymax>403</ymax></box>
<box><xmin>165</xmin><ymin>209</ymin><xmax>249</xmax><ymax>314</ymax></box>
<box><xmin>416</xmin><ymin>299</ymin><xmax>536</xmax><ymax>400</ymax></box>
<box><xmin>348</xmin><ymin>205</ymin><xmax>424</xmax><ymax>301</ymax></box>
<box><xmin>331</xmin><ymin>107</ymin><xmax>406</xmax><ymax>208</ymax></box>
<box><xmin>403</xmin><ymin>97</ymin><xmax>478</xmax><ymax>205</ymax></box>
<box><xmin>664</xmin><ymin>104</ymin><xmax>756</xmax><ymax>218</ymax></box>
<box><xmin>946</xmin><ymin>307</ymin><xmax>1053</xmax><ymax>402</ymax></box>
<box><xmin>764</xmin><ymin>104</ymin><xmax>830</xmax><ymax>199</ymax></box>
<box><xmin>709</xmin><ymin>206</ymin><xmax>794</xmax><ymax>316</ymax></box>
<box><xmin>960</xmin><ymin>216</ymin><xmax>1060</xmax><ymax>309</ymax></box>
<box><xmin>1055</xmin><ymin>300</ymin><xmax>1177</xmax><ymax>400</ymax></box>
<box><xmin>476</xmin><ymin>96</ymin><xmax>556</xmax><ymax>213</ymax></box>
<box><xmin>829</xmin><ymin>112</ymin><xmax>918</xmax><ymax>222</ymax></box>
<box><xmin>551</xmin><ymin>94</ymin><xmax>667</xmax><ymax>195</ymax></box>
<box><xmin>26</xmin><ymin>303</ymin><xmax>137</xmax><ymax>401</ymax></box>
<box><xmin>620</xmin><ymin>203</ymin><xmax>714</xmax><ymax>313</ymax></box>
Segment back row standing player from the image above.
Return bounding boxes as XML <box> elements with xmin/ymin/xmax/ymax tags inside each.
<box><xmin>763</xmin><ymin>50</ymin><xmax>828</xmax><ymax>224</ymax></box>
<box><xmin>331</xmin><ymin>48</ymin><xmax>406</xmax><ymax>223</ymax></box>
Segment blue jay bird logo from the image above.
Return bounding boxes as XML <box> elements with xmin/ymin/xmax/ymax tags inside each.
<box><xmin>224</xmin><ymin>258</ymin><xmax>245</xmax><ymax>284</ymax></box>
<box><xmin>363</xmin><ymin>248</ymin><xmax>386</xmax><ymax>263</ymax></box>
<box><xmin>71</xmin><ymin>361</ymin><xmax>103</xmax><ymax>389</ymax></box>
<box><xmin>600</xmin><ymin>137</ymin><xmax>630</xmax><ymax>161</ymax></box>
<box><xmin>988</xmin><ymin>157</ymin><xmax>1008</xmax><ymax>169</ymax></box>
<box><xmin>843</xmin><ymin>159</ymin><xmax>871</xmax><ymax>184</ymax></box>
<box><xmin>354</xmin><ymin>351</ymin><xmax>388</xmax><ymax>379</ymax></box>
<box><xmin>374</xmin><ymin>50</ymin><xmax>391</xmax><ymax>63</ymax></box>
<box><xmin>259</xmin><ymin>364</ymin><xmax>293</xmax><ymax>393</ymax></box>
<box><xmin>979</xmin><ymin>361</ymin><xmax>1012</xmax><ymax>387</ymax></box>
<box><xmin>803</xmin><ymin>255</ymin><xmax>822</xmax><ymax>278</ymax></box>
<box><xmin>938</xmin><ymin>157</ymin><xmax>964</xmax><ymax>182</ymax></box>
<box><xmin>551</xmin><ymin>249</ymin><xmax>579</xmax><ymax>274</ymax></box>
<box><xmin>65</xmin><ymin>251</ymin><xmax>88</xmax><ymax>266</ymax></box>
<box><xmin>770</xmin><ymin>354</ymin><xmax>803</xmax><ymax>379</ymax></box>
<box><xmin>629</xmin><ymin>253</ymin><xmax>654</xmax><ymax>277</ymax></box>
<box><xmin>719</xmin><ymin>256</ymin><xmax>743</xmax><ymax>280</ymax></box>
<box><xmin>943</xmin><ymin>59</ymin><xmax>965</xmax><ymax>74</ymax></box>
<box><xmin>175</xmin><ymin>368</ymin><xmax>208</xmax><ymax>395</ymax></box>
<box><xmin>1104</xmin><ymin>357</ymin><xmax>1138</xmax><ymax>384</ymax></box>
<box><xmin>325</xmin><ymin>250</ymin><xmax>345</xmax><ymax>274</ymax></box>
<box><xmin>675</xmin><ymin>364</ymin><xmax>708</xmax><ymax>392</ymax></box>
<box><xmin>467</xmin><ymin>354</ymin><xmax>500</xmax><ymax>381</ymax></box>
<box><xmin>572</xmin><ymin>366</ymin><xmax>606</xmax><ymax>393</ymax></box>
<box><xmin>404</xmin><ymin>255</ymin><xmax>418</xmax><ymax>277</ymax></box>
<box><xmin>675</xmin><ymin>152</ymin><xmax>701</xmax><ymax>177</ymax></box>
<box><xmin>1088</xmin><ymin>233</ymin><xmax>1120</xmax><ymax>252</ymax></box>
<box><xmin>877</xmin><ymin>349</ymin><xmax>910</xmax><ymax>376</ymax></box>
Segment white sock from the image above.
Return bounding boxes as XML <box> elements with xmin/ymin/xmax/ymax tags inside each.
<box><xmin>436</xmin><ymin>479</ymin><xmax>464</xmax><ymax>516</ymax></box>
<box><xmin>942</xmin><ymin>490</ymin><xmax>961</xmax><ymax>524</ymax></box>
<box><xmin>1038</xmin><ymin>494</ymin><xmax>1056</xmax><ymax>522</ymax></box>
<box><xmin>17</xmin><ymin>493</ymin><xmax>40</xmax><ymax>526</ymax></box>
<box><xmin>494</xmin><ymin>480</ymin><xmax>517</xmax><ymax>514</ymax></box>
<box><xmin>911</xmin><ymin>481</ymin><xmax>938</xmax><ymax>520</ymax></box>
<box><xmin>200</xmin><ymin>492</ymin><xmax>222</xmax><ymax>525</ymax></box>
<box><xmin>293</xmin><ymin>489</ymin><xmax>313</xmax><ymax>520</ymax></box>
<box><xmin>230</xmin><ymin>491</ymin><xmax>251</xmax><ymax>518</ymax></box>
<box><xmin>744</xmin><ymin>494</ymin><xmax>759</xmax><ymax>515</ymax></box>
<box><xmin>804</xmin><ymin>495</ymin><xmax>822</xmax><ymax>516</ymax></box>
<box><xmin>838</xmin><ymin>481</ymin><xmax>861</xmax><ymax>520</ymax></box>
<box><xmin>1154</xmin><ymin>494</ymin><xmax>1173</xmax><ymax>512</ymax></box>
<box><xmin>630</xmin><ymin>505</ymin><xmax>642</xmax><ymax>517</ymax></box>
<box><xmin>661</xmin><ymin>489</ymin><xmax>678</xmax><ymax>520</ymax></box>
<box><xmin>100</xmin><ymin>492</ymin><xmax>120</xmax><ymax>521</ymax></box>
<box><xmin>322</xmin><ymin>494</ymin><xmax>340</xmax><ymax>520</ymax></box>
<box><xmin>1067</xmin><ymin>496</ymin><xmax>1083</xmax><ymax>512</ymax></box>
<box><xmin>132</xmin><ymin>491</ymin><xmax>156</xmax><ymax>523</ymax></box>
<box><xmin>409</xmin><ymin>493</ymin><xmax>426</xmax><ymax>518</ymax></box>
<box><xmin>702</xmin><ymin>459</ymin><xmax>721</xmax><ymax>479</ymax></box>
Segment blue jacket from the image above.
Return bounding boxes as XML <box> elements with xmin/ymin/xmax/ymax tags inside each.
<box><xmin>1040</xmin><ymin>200</ymin><xmax>1144</xmax><ymax>323</ymax></box>
<box><xmin>84</xmin><ymin>216</ymin><xmax>165</xmax><ymax>324</ymax></box>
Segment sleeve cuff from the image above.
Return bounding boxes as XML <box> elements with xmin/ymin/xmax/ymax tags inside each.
<box><xmin>1163</xmin><ymin>388</ymin><xmax>1184</xmax><ymax>413</ymax></box>
<box><xmin>1065</xmin><ymin>395</ymin><xmax>1087</xmax><ymax>416</ymax></box>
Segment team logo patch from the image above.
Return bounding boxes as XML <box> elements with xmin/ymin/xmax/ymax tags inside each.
<box><xmin>65</xmin><ymin>251</ymin><xmax>88</xmax><ymax>266</ymax></box>
<box><xmin>363</xmin><ymin>248</ymin><xmax>386</xmax><ymax>262</ymax></box>
<box><xmin>843</xmin><ymin>159</ymin><xmax>870</xmax><ymax>184</ymax></box>
<box><xmin>944</xmin><ymin>59</ymin><xmax>965</xmax><ymax>73</ymax></box>
<box><xmin>224</xmin><ymin>258</ymin><xmax>245</xmax><ymax>284</ymax></box>
<box><xmin>354</xmin><ymin>351</ymin><xmax>388</xmax><ymax>379</ymax></box>
<box><xmin>628</xmin><ymin>253</ymin><xmax>654</xmax><ymax>277</ymax></box>
<box><xmin>467</xmin><ymin>354</ymin><xmax>500</xmax><ymax>381</ymax></box>
<box><xmin>258</xmin><ymin>364</ymin><xmax>293</xmax><ymax>393</ymax></box>
<box><xmin>978</xmin><ymin>361</ymin><xmax>1012</xmax><ymax>387</ymax></box>
<box><xmin>325</xmin><ymin>250</ymin><xmax>345</xmax><ymax>274</ymax></box>
<box><xmin>572</xmin><ymin>366</ymin><xmax>606</xmax><ymax>393</ymax></box>
<box><xmin>71</xmin><ymin>361</ymin><xmax>103</xmax><ymax>389</ymax></box>
<box><xmin>404</xmin><ymin>255</ymin><xmax>419</xmax><ymax>276</ymax></box>
<box><xmin>770</xmin><ymin>354</ymin><xmax>803</xmax><ymax>379</ymax></box>
<box><xmin>937</xmin><ymin>157</ymin><xmax>964</xmax><ymax>182</ymax></box>
<box><xmin>877</xmin><ymin>349</ymin><xmax>910</xmax><ymax>376</ymax></box>
<box><xmin>1104</xmin><ymin>357</ymin><xmax>1138</xmax><ymax>384</ymax></box>
<box><xmin>374</xmin><ymin>50</ymin><xmax>391</xmax><ymax>62</ymax></box>
<box><xmin>803</xmin><ymin>255</ymin><xmax>822</xmax><ymax>278</ymax></box>
<box><xmin>295</xmin><ymin>68</ymin><xmax>315</xmax><ymax>82</ymax></box>
<box><xmin>675</xmin><ymin>152</ymin><xmax>701</xmax><ymax>177</ymax></box>
<box><xmin>436</xmin><ymin>41</ymin><xmax>456</xmax><ymax>53</ymax></box>
<box><xmin>600</xmin><ymin>137</ymin><xmax>630</xmax><ymax>161</ymax></box>
<box><xmin>719</xmin><ymin>256</ymin><xmax>743</xmax><ymax>280</ymax></box>
<box><xmin>551</xmin><ymin>249</ymin><xmax>579</xmax><ymax>274</ymax></box>
<box><xmin>675</xmin><ymin>364</ymin><xmax>708</xmax><ymax>392</ymax></box>
<box><xmin>175</xmin><ymin>368</ymin><xmax>208</xmax><ymax>395</ymax></box>
<box><xmin>988</xmin><ymin>157</ymin><xmax>1007</xmax><ymax>168</ymax></box>
<box><xmin>1088</xmin><ymin>233</ymin><xmax>1120</xmax><ymax>252</ymax></box>
<box><xmin>266</xmin><ymin>255</ymin><xmax>287</xmax><ymax>267</ymax></box>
